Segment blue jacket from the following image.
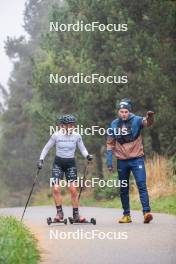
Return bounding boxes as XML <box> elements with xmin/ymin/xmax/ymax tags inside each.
<box><xmin>106</xmin><ymin>114</ymin><xmax>144</xmax><ymax>166</ymax></box>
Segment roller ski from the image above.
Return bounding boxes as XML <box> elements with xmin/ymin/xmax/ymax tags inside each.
<box><xmin>47</xmin><ymin>210</ymin><xmax>67</xmax><ymax>225</ymax></box>
<box><xmin>47</xmin><ymin>217</ymin><xmax>67</xmax><ymax>225</ymax></box>
<box><xmin>68</xmin><ymin>216</ymin><xmax>96</xmax><ymax>225</ymax></box>
<box><xmin>68</xmin><ymin>211</ymin><xmax>96</xmax><ymax>225</ymax></box>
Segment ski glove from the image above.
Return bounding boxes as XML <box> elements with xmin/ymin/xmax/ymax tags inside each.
<box><xmin>87</xmin><ymin>154</ymin><xmax>93</xmax><ymax>161</ymax></box>
<box><xmin>37</xmin><ymin>159</ymin><xmax>43</xmax><ymax>170</ymax></box>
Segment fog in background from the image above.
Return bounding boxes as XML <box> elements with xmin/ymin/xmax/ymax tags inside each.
<box><xmin>0</xmin><ymin>0</ymin><xmax>27</xmax><ymax>92</ymax></box>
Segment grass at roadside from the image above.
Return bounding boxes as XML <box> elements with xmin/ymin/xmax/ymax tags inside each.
<box><xmin>32</xmin><ymin>155</ymin><xmax>176</xmax><ymax>215</ymax></box>
<box><xmin>33</xmin><ymin>188</ymin><xmax>176</xmax><ymax>215</ymax></box>
<box><xmin>79</xmin><ymin>195</ymin><xmax>176</xmax><ymax>215</ymax></box>
<box><xmin>0</xmin><ymin>216</ymin><xmax>40</xmax><ymax>264</ymax></box>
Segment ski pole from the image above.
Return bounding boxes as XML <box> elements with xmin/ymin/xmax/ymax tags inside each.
<box><xmin>21</xmin><ymin>168</ymin><xmax>40</xmax><ymax>222</ymax></box>
<box><xmin>78</xmin><ymin>161</ymin><xmax>90</xmax><ymax>201</ymax></box>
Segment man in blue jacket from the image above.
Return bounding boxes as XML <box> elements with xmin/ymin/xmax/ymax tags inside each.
<box><xmin>107</xmin><ymin>98</ymin><xmax>155</xmax><ymax>223</ymax></box>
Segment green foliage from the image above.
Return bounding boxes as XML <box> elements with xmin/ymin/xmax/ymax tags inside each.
<box><xmin>94</xmin><ymin>173</ymin><xmax>120</xmax><ymax>200</ymax></box>
<box><xmin>0</xmin><ymin>0</ymin><xmax>175</xmax><ymax>205</ymax></box>
<box><xmin>91</xmin><ymin>195</ymin><xmax>176</xmax><ymax>215</ymax></box>
<box><xmin>0</xmin><ymin>0</ymin><xmax>60</xmax><ymax>198</ymax></box>
<box><xmin>33</xmin><ymin>0</ymin><xmax>176</xmax><ymax>157</ymax></box>
<box><xmin>0</xmin><ymin>217</ymin><xmax>40</xmax><ymax>264</ymax></box>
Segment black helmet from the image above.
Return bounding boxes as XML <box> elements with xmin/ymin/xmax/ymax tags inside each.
<box><xmin>59</xmin><ymin>114</ymin><xmax>77</xmax><ymax>124</ymax></box>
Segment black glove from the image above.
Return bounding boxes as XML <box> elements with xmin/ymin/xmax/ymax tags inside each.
<box><xmin>87</xmin><ymin>154</ymin><xmax>93</xmax><ymax>161</ymax></box>
<box><xmin>37</xmin><ymin>159</ymin><xmax>43</xmax><ymax>170</ymax></box>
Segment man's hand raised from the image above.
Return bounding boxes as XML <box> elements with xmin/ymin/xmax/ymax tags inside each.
<box><xmin>146</xmin><ymin>111</ymin><xmax>155</xmax><ymax>117</ymax></box>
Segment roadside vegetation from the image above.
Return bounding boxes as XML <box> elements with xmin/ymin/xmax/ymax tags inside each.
<box><xmin>33</xmin><ymin>155</ymin><xmax>176</xmax><ymax>215</ymax></box>
<box><xmin>0</xmin><ymin>216</ymin><xmax>40</xmax><ymax>264</ymax></box>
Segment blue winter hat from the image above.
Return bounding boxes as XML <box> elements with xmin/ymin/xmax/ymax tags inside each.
<box><xmin>116</xmin><ymin>98</ymin><xmax>132</xmax><ymax>111</ymax></box>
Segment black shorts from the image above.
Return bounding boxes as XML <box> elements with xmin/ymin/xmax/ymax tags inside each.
<box><xmin>52</xmin><ymin>156</ymin><xmax>77</xmax><ymax>183</ymax></box>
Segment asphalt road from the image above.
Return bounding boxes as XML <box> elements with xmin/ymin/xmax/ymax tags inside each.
<box><xmin>0</xmin><ymin>206</ymin><xmax>176</xmax><ymax>264</ymax></box>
